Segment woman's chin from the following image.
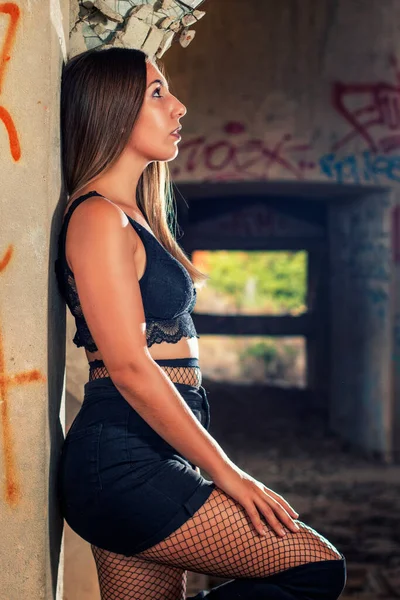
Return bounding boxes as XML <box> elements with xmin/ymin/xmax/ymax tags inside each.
<box><xmin>147</xmin><ymin>145</ymin><xmax>180</xmax><ymax>163</ymax></box>
<box><xmin>164</xmin><ymin>148</ymin><xmax>180</xmax><ymax>162</ymax></box>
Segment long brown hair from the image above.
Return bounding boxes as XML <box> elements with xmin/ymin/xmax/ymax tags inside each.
<box><xmin>61</xmin><ymin>47</ymin><xmax>207</xmax><ymax>285</ymax></box>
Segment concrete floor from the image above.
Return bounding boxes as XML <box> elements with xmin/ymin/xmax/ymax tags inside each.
<box><xmin>193</xmin><ymin>380</ymin><xmax>400</xmax><ymax>599</ymax></box>
<box><xmin>64</xmin><ymin>380</ymin><xmax>400</xmax><ymax>599</ymax></box>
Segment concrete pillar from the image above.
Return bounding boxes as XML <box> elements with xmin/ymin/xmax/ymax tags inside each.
<box><xmin>306</xmin><ymin>248</ymin><xmax>330</xmax><ymax>405</ymax></box>
<box><xmin>329</xmin><ymin>191</ymin><xmax>394</xmax><ymax>460</ymax></box>
<box><xmin>391</xmin><ymin>198</ymin><xmax>400</xmax><ymax>460</ymax></box>
<box><xmin>0</xmin><ymin>1</ymin><xmax>68</xmax><ymax>597</ymax></box>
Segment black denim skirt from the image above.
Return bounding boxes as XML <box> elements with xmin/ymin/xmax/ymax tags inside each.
<box><xmin>58</xmin><ymin>372</ymin><xmax>215</xmax><ymax>556</ymax></box>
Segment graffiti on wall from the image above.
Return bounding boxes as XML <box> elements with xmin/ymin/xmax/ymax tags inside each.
<box><xmin>0</xmin><ymin>245</ymin><xmax>46</xmax><ymax>507</ymax></box>
<box><xmin>0</xmin><ymin>2</ymin><xmax>21</xmax><ymax>161</ymax></box>
<box><xmin>320</xmin><ymin>150</ymin><xmax>400</xmax><ymax>185</ymax></box>
<box><xmin>172</xmin><ymin>123</ymin><xmax>316</xmax><ymax>181</ymax></box>
<box><xmin>173</xmin><ymin>54</ymin><xmax>400</xmax><ymax>189</ymax></box>
<box><xmin>331</xmin><ymin>55</ymin><xmax>400</xmax><ymax>154</ymax></box>
<box><xmin>174</xmin><ymin>121</ymin><xmax>400</xmax><ymax>187</ymax></box>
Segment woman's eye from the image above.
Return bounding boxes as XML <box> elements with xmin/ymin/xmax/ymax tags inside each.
<box><xmin>153</xmin><ymin>87</ymin><xmax>163</xmax><ymax>98</ymax></box>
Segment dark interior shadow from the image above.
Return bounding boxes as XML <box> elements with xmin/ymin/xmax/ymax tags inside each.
<box><xmin>47</xmin><ymin>175</ymin><xmax>68</xmax><ymax>597</ymax></box>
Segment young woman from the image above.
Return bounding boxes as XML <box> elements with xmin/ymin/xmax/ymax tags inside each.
<box><xmin>56</xmin><ymin>47</ymin><xmax>346</xmax><ymax>600</ymax></box>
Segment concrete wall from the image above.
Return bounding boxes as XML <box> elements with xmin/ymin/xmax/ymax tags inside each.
<box><xmin>0</xmin><ymin>1</ymin><xmax>68</xmax><ymax>598</ymax></box>
<box><xmin>162</xmin><ymin>0</ymin><xmax>400</xmax><ymax>458</ymax></box>
<box><xmin>166</xmin><ymin>0</ymin><xmax>400</xmax><ymax>186</ymax></box>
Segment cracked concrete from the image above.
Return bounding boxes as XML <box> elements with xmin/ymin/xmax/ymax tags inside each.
<box><xmin>69</xmin><ymin>0</ymin><xmax>207</xmax><ymax>59</ymax></box>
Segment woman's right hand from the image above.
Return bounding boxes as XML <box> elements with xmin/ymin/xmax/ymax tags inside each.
<box><xmin>211</xmin><ymin>462</ymin><xmax>300</xmax><ymax>538</ymax></box>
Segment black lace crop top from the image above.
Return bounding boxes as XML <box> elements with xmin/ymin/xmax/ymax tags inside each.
<box><xmin>54</xmin><ymin>190</ymin><xmax>199</xmax><ymax>352</ymax></box>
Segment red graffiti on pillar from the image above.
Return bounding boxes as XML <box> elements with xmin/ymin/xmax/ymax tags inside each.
<box><xmin>331</xmin><ymin>55</ymin><xmax>400</xmax><ymax>153</ymax></box>
<box><xmin>0</xmin><ymin>3</ymin><xmax>21</xmax><ymax>161</ymax></box>
<box><xmin>0</xmin><ymin>245</ymin><xmax>46</xmax><ymax>507</ymax></box>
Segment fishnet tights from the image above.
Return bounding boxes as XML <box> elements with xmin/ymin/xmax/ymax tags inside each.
<box><xmin>91</xmin><ymin>548</ymin><xmax>187</xmax><ymax>600</ymax></box>
<box><xmin>91</xmin><ymin>488</ymin><xmax>342</xmax><ymax>599</ymax></box>
<box><xmin>161</xmin><ymin>366</ymin><xmax>202</xmax><ymax>388</ymax></box>
<box><xmin>89</xmin><ymin>362</ymin><xmax>202</xmax><ymax>388</ymax></box>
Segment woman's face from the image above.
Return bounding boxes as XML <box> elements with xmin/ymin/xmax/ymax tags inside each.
<box><xmin>128</xmin><ymin>61</ymin><xmax>187</xmax><ymax>163</ymax></box>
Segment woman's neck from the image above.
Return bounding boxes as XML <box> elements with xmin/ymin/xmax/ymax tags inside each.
<box><xmin>86</xmin><ymin>147</ymin><xmax>149</xmax><ymax>210</ymax></box>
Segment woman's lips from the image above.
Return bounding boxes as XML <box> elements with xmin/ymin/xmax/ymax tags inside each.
<box><xmin>170</xmin><ymin>126</ymin><xmax>182</xmax><ymax>140</ymax></box>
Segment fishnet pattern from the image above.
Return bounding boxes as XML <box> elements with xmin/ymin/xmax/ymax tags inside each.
<box><xmin>91</xmin><ymin>488</ymin><xmax>342</xmax><ymax>599</ymax></box>
<box><xmin>160</xmin><ymin>365</ymin><xmax>202</xmax><ymax>387</ymax></box>
<box><xmin>138</xmin><ymin>488</ymin><xmax>342</xmax><ymax>578</ymax></box>
<box><xmin>91</xmin><ymin>545</ymin><xmax>187</xmax><ymax>600</ymax></box>
<box><xmin>89</xmin><ymin>362</ymin><xmax>110</xmax><ymax>380</ymax></box>
<box><xmin>89</xmin><ymin>361</ymin><xmax>202</xmax><ymax>387</ymax></box>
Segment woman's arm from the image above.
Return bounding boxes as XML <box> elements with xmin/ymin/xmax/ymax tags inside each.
<box><xmin>66</xmin><ymin>196</ymin><xmax>300</xmax><ymax>538</ymax></box>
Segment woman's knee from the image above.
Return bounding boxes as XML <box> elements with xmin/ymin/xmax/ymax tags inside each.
<box><xmin>270</xmin><ymin>556</ymin><xmax>347</xmax><ymax>599</ymax></box>
<box><xmin>294</xmin><ymin>521</ymin><xmax>343</xmax><ymax>564</ymax></box>
<box><xmin>188</xmin><ymin>557</ymin><xmax>346</xmax><ymax>600</ymax></box>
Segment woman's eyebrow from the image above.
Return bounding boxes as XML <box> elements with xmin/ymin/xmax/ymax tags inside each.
<box><xmin>147</xmin><ymin>78</ymin><xmax>168</xmax><ymax>89</ymax></box>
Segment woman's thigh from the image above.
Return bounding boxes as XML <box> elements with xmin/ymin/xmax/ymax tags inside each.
<box><xmin>138</xmin><ymin>488</ymin><xmax>342</xmax><ymax>580</ymax></box>
<box><xmin>91</xmin><ymin>545</ymin><xmax>187</xmax><ymax>600</ymax></box>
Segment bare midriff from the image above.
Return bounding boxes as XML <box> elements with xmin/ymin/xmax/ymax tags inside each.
<box><xmin>85</xmin><ymin>336</ymin><xmax>199</xmax><ymax>365</ymax></box>
<box><xmin>85</xmin><ymin>338</ymin><xmax>201</xmax><ymax>387</ymax></box>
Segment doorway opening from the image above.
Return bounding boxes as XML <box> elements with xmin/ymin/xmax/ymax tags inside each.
<box><xmin>192</xmin><ymin>249</ymin><xmax>307</xmax><ymax>387</ymax></box>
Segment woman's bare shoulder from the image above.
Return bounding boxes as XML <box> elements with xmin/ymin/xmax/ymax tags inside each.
<box><xmin>65</xmin><ymin>194</ymin><xmax>137</xmax><ymax>271</ymax></box>
<box><xmin>63</xmin><ymin>191</ymin><xmax>116</xmax><ymax>219</ymax></box>
<box><xmin>65</xmin><ymin>193</ymin><xmax>128</xmax><ymax>228</ymax></box>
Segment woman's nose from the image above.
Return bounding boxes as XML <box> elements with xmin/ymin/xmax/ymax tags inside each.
<box><xmin>175</xmin><ymin>100</ymin><xmax>187</xmax><ymax>118</ymax></box>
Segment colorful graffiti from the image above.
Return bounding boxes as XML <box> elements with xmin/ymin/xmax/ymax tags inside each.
<box><xmin>172</xmin><ymin>123</ymin><xmax>316</xmax><ymax>181</ymax></box>
<box><xmin>0</xmin><ymin>245</ymin><xmax>46</xmax><ymax>507</ymax></box>
<box><xmin>320</xmin><ymin>151</ymin><xmax>400</xmax><ymax>185</ymax></box>
<box><xmin>0</xmin><ymin>2</ymin><xmax>21</xmax><ymax>161</ymax></box>
<box><xmin>174</xmin><ymin>123</ymin><xmax>400</xmax><ymax>186</ymax></box>
<box><xmin>173</xmin><ymin>54</ymin><xmax>400</xmax><ymax>188</ymax></box>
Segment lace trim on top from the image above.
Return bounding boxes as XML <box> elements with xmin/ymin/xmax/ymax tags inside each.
<box><xmin>67</xmin><ymin>277</ymin><xmax>199</xmax><ymax>351</ymax></box>
<box><xmin>62</xmin><ymin>272</ymin><xmax>99</xmax><ymax>351</ymax></box>
<box><xmin>146</xmin><ymin>313</ymin><xmax>199</xmax><ymax>347</ymax></box>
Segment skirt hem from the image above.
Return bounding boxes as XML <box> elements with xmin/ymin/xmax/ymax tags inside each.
<box><xmin>127</xmin><ymin>479</ymin><xmax>216</xmax><ymax>556</ymax></box>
